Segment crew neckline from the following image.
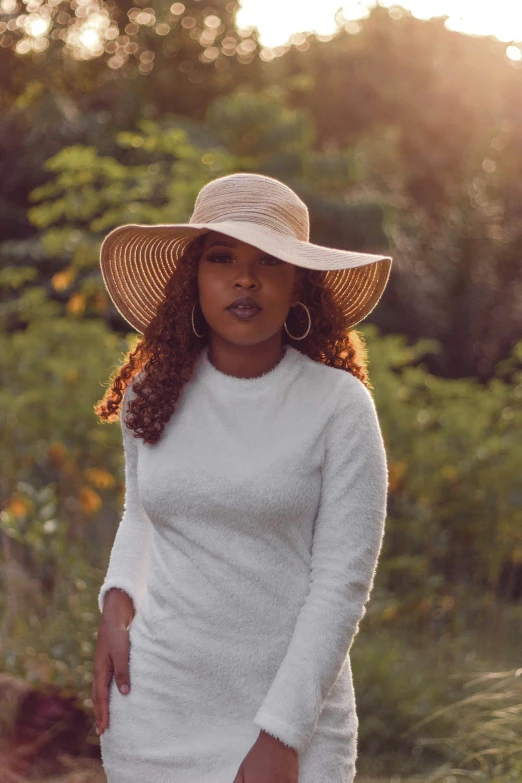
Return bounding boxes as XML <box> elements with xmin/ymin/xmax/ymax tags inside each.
<box><xmin>199</xmin><ymin>343</ymin><xmax>300</xmax><ymax>392</ymax></box>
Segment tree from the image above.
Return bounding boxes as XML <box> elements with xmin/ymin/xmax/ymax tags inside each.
<box><xmin>382</xmin><ymin>128</ymin><xmax>522</xmax><ymax>380</ymax></box>
<box><xmin>267</xmin><ymin>5</ymin><xmax>522</xmax><ymax>216</ymax></box>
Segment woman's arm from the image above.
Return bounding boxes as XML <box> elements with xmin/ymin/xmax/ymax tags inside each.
<box><xmin>252</xmin><ymin>374</ymin><xmax>388</xmax><ymax>754</ymax></box>
<box><xmin>98</xmin><ymin>382</ymin><xmax>153</xmax><ymax>617</ymax></box>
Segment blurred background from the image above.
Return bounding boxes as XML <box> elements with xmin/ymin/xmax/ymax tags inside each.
<box><xmin>1</xmin><ymin>0</ymin><xmax>521</xmax><ymax>780</ymax></box>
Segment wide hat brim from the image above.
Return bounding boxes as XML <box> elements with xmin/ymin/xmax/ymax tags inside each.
<box><xmin>99</xmin><ymin>220</ymin><xmax>392</xmax><ymax>334</ymax></box>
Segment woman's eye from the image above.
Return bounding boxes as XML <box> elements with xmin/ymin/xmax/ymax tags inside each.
<box><xmin>207</xmin><ymin>253</ymin><xmax>231</xmax><ymax>263</ymax></box>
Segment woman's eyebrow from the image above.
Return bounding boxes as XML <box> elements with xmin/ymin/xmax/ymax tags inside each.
<box><xmin>205</xmin><ymin>239</ymin><xmax>237</xmax><ymax>250</ymax></box>
<box><xmin>205</xmin><ymin>240</ymin><xmax>277</xmax><ymax>259</ymax></box>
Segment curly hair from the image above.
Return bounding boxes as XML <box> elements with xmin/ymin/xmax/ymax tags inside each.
<box><xmin>94</xmin><ymin>233</ymin><xmax>375</xmax><ymax>445</ymax></box>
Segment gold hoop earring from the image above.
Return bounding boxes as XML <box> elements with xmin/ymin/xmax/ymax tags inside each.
<box><xmin>284</xmin><ymin>302</ymin><xmax>311</xmax><ymax>341</ymax></box>
<box><xmin>191</xmin><ymin>302</ymin><xmax>207</xmax><ymax>338</ymax></box>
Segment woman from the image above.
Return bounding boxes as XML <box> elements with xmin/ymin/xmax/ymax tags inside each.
<box><xmin>92</xmin><ymin>172</ymin><xmax>392</xmax><ymax>783</ymax></box>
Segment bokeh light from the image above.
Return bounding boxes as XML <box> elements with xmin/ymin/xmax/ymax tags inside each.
<box><xmin>506</xmin><ymin>44</ymin><xmax>522</xmax><ymax>61</ymax></box>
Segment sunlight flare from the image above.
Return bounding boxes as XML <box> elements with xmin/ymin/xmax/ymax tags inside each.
<box><xmin>236</xmin><ymin>0</ymin><xmax>522</xmax><ymax>48</ymax></box>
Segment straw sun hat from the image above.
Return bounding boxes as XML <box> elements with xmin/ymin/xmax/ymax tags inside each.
<box><xmin>99</xmin><ymin>172</ymin><xmax>393</xmax><ymax>335</ymax></box>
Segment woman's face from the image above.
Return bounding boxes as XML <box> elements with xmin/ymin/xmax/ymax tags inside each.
<box><xmin>197</xmin><ymin>231</ymin><xmax>300</xmax><ymax>348</ymax></box>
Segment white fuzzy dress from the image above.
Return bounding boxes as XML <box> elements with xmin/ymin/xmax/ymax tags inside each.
<box><xmin>98</xmin><ymin>343</ymin><xmax>388</xmax><ymax>783</ymax></box>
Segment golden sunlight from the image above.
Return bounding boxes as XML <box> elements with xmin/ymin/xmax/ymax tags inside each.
<box><xmin>236</xmin><ymin>0</ymin><xmax>522</xmax><ymax>49</ymax></box>
<box><xmin>5</xmin><ymin>0</ymin><xmax>522</xmax><ymax>66</ymax></box>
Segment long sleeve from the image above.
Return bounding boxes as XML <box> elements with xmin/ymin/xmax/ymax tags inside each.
<box><xmin>97</xmin><ymin>382</ymin><xmax>153</xmax><ymax>616</ymax></box>
<box><xmin>252</xmin><ymin>374</ymin><xmax>389</xmax><ymax>754</ymax></box>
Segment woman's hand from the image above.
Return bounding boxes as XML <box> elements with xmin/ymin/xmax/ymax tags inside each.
<box><xmin>92</xmin><ymin>588</ymin><xmax>135</xmax><ymax>736</ymax></box>
<box><xmin>232</xmin><ymin>730</ymin><xmax>298</xmax><ymax>783</ymax></box>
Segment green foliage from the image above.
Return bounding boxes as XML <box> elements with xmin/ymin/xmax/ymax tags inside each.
<box><xmin>205</xmin><ymin>85</ymin><xmax>316</xmax><ymax>162</ymax></box>
<box><xmin>4</xmin><ymin>122</ymin><xmax>242</xmax><ymax>315</ymax></box>
<box><xmin>373</xmin><ymin>128</ymin><xmax>522</xmax><ymax>380</ymax></box>
<box><xmin>0</xmin><ymin>300</ymin><xmax>143</xmax><ymax>706</ymax></box>
<box><xmin>359</xmin><ymin>324</ymin><xmax>522</xmax><ymax>629</ymax></box>
<box><xmin>26</xmin><ymin>130</ymin><xmax>239</xmax><ymax>240</ymax></box>
<box><xmin>352</xmin><ymin>627</ymin><xmax>466</xmax><ymax>776</ymax></box>
<box><xmin>271</xmin><ymin>6</ymin><xmax>522</xmax><ymax>214</ymax></box>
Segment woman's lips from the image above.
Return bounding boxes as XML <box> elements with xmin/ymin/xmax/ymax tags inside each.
<box><xmin>226</xmin><ymin>306</ymin><xmax>262</xmax><ymax>320</ymax></box>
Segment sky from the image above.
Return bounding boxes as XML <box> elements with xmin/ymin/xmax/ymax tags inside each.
<box><xmin>235</xmin><ymin>0</ymin><xmax>522</xmax><ymax>50</ymax></box>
